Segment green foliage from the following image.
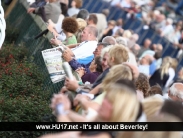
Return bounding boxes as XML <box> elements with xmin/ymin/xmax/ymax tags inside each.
<box><xmin>0</xmin><ymin>44</ymin><xmax>54</xmax><ymax>137</ymax></box>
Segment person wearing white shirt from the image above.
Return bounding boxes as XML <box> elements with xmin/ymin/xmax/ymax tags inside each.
<box><xmin>160</xmin><ymin>18</ymin><xmax>174</xmax><ymax>37</ymax></box>
<box><xmin>71</xmin><ymin>25</ymin><xmax>98</xmax><ymax>60</ymax></box>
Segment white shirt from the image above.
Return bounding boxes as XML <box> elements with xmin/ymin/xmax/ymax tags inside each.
<box><xmin>138</xmin><ymin>65</ymin><xmax>150</xmax><ymax>76</ymax></box>
<box><xmin>67</xmin><ymin>8</ymin><xmax>80</xmax><ymax>17</ymax></box>
<box><xmin>111</xmin><ymin>0</ymin><xmax>131</xmax><ymax>8</ymax></box>
<box><xmin>72</xmin><ymin>41</ymin><xmax>98</xmax><ymax>59</ymax></box>
<box><xmin>161</xmin><ymin>24</ymin><xmax>174</xmax><ymax>37</ymax></box>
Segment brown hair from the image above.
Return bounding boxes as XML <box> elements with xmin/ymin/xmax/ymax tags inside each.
<box><xmin>88</xmin><ymin>14</ymin><xmax>98</xmax><ymax>24</ymax></box>
<box><xmin>74</xmin><ymin>0</ymin><xmax>83</xmax><ymax>8</ymax></box>
<box><xmin>147</xmin><ymin>84</ymin><xmax>163</xmax><ymax>97</ymax></box>
<box><xmin>135</xmin><ymin>73</ymin><xmax>150</xmax><ymax>97</ymax></box>
<box><xmin>62</xmin><ymin>17</ymin><xmax>79</xmax><ymax>34</ymax></box>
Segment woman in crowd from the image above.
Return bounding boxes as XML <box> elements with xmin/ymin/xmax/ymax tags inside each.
<box><xmin>147</xmin><ymin>84</ymin><xmax>163</xmax><ymax>97</ymax></box>
<box><xmin>67</xmin><ymin>0</ymin><xmax>83</xmax><ymax>17</ymax></box>
<box><xmin>61</xmin><ymin>17</ymin><xmax>78</xmax><ymax>45</ymax></box>
<box><xmin>39</xmin><ymin>79</ymin><xmax>141</xmax><ymax>138</ymax></box>
<box><xmin>149</xmin><ymin>57</ymin><xmax>172</xmax><ymax>89</ymax></box>
<box><xmin>75</xmin><ymin>18</ymin><xmax>87</xmax><ymax>43</ymax></box>
<box><xmin>135</xmin><ymin>73</ymin><xmax>150</xmax><ymax>99</ymax></box>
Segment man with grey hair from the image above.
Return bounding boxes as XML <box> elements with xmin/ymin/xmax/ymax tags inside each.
<box><xmin>102</xmin><ymin>36</ymin><xmax>117</xmax><ymax>45</ymax></box>
<box><xmin>167</xmin><ymin>83</ymin><xmax>183</xmax><ymax>102</ymax></box>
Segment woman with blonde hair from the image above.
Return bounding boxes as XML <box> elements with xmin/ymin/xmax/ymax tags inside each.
<box><xmin>75</xmin><ymin>18</ymin><xmax>87</xmax><ymax>43</ymax></box>
<box><xmin>40</xmin><ymin>79</ymin><xmax>141</xmax><ymax>138</ymax></box>
<box><xmin>149</xmin><ymin>56</ymin><xmax>172</xmax><ymax>89</ymax></box>
<box><xmin>122</xmin><ymin>30</ymin><xmax>132</xmax><ymax>39</ymax></box>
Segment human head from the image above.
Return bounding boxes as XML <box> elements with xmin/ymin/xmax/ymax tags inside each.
<box><xmin>77</xmin><ymin>9</ymin><xmax>89</xmax><ymax>20</ymax></box>
<box><xmin>102</xmin><ymin>36</ymin><xmax>116</xmax><ymax>45</ymax></box>
<box><xmin>108</xmin><ymin>20</ymin><xmax>116</xmax><ymax>28</ymax></box>
<box><xmin>101</xmin><ymin>9</ymin><xmax>109</xmax><ymax>17</ymax></box>
<box><xmin>102</xmin><ymin>64</ymin><xmax>133</xmax><ymax>89</ymax></box>
<box><xmin>62</xmin><ymin>17</ymin><xmax>79</xmax><ymax>34</ymax></box>
<box><xmin>122</xmin><ymin>30</ymin><xmax>132</xmax><ymax>39</ymax></box>
<box><xmin>135</xmin><ymin>73</ymin><xmax>150</xmax><ymax>97</ymax></box>
<box><xmin>160</xmin><ymin>100</ymin><xmax>183</xmax><ymax>121</ymax></box>
<box><xmin>166</xmin><ymin>18</ymin><xmax>173</xmax><ymax>25</ymax></box>
<box><xmin>160</xmin><ymin>57</ymin><xmax>172</xmax><ymax>79</ymax></box>
<box><xmin>81</xmin><ymin>25</ymin><xmax>98</xmax><ymax>41</ymax></box>
<box><xmin>89</xmin><ymin>56</ymin><xmax>102</xmax><ymax>73</ymax></box>
<box><xmin>99</xmin><ymin>79</ymin><xmax>140</xmax><ymax>122</ymax></box>
<box><xmin>108</xmin><ymin>45</ymin><xmax>129</xmax><ymax>67</ymax></box>
<box><xmin>87</xmin><ymin>14</ymin><xmax>98</xmax><ymax>25</ymax></box>
<box><xmin>71</xmin><ymin>0</ymin><xmax>82</xmax><ymax>8</ymax></box>
<box><xmin>168</xmin><ymin>83</ymin><xmax>183</xmax><ymax>102</ymax></box>
<box><xmin>140</xmin><ymin>55</ymin><xmax>153</xmax><ymax>65</ymax></box>
<box><xmin>130</xmin><ymin>33</ymin><xmax>139</xmax><ymax>42</ymax></box>
<box><xmin>143</xmin><ymin>39</ymin><xmax>152</xmax><ymax>48</ymax></box>
<box><xmin>116</xmin><ymin>37</ymin><xmax>127</xmax><ymax>46</ymax></box>
<box><xmin>76</xmin><ymin>18</ymin><xmax>87</xmax><ymax>31</ymax></box>
<box><xmin>147</xmin><ymin>84</ymin><xmax>163</xmax><ymax>97</ymax></box>
<box><xmin>100</xmin><ymin>46</ymin><xmax>112</xmax><ymax>71</ymax></box>
<box><xmin>154</xmin><ymin>51</ymin><xmax>162</xmax><ymax>60</ymax></box>
<box><xmin>131</xmin><ymin>44</ymin><xmax>140</xmax><ymax>57</ymax></box>
<box><xmin>142</xmin><ymin>95</ymin><xmax>164</xmax><ymax>120</ymax></box>
<box><xmin>116</xmin><ymin>18</ymin><xmax>123</xmax><ymax>26</ymax></box>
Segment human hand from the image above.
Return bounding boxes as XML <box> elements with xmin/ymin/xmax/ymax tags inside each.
<box><xmin>27</xmin><ymin>8</ymin><xmax>36</xmax><ymax>13</ymax></box>
<box><xmin>64</xmin><ymin>77</ymin><xmax>79</xmax><ymax>92</ymax></box>
<box><xmin>62</xmin><ymin>49</ymin><xmax>74</xmax><ymax>62</ymax></box>
<box><xmin>50</xmin><ymin>93</ymin><xmax>71</xmax><ymax>113</ymax></box>
<box><xmin>59</xmin><ymin>86</ymin><xmax>68</xmax><ymax>94</ymax></box>
<box><xmin>73</xmin><ymin>94</ymin><xmax>90</xmax><ymax>106</ymax></box>
<box><xmin>50</xmin><ymin>38</ymin><xmax>62</xmax><ymax>46</ymax></box>
<box><xmin>76</xmin><ymin>67</ymin><xmax>86</xmax><ymax>77</ymax></box>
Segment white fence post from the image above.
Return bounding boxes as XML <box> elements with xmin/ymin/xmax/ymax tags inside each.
<box><xmin>0</xmin><ymin>1</ymin><xmax>6</xmax><ymax>49</ymax></box>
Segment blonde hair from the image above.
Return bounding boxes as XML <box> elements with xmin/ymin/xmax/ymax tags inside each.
<box><xmin>170</xmin><ymin>58</ymin><xmax>178</xmax><ymax>71</ymax></box>
<box><xmin>160</xmin><ymin>57</ymin><xmax>171</xmax><ymax>79</ymax></box>
<box><xmin>123</xmin><ymin>30</ymin><xmax>132</xmax><ymax>39</ymax></box>
<box><xmin>105</xmin><ymin>83</ymin><xmax>139</xmax><ymax>122</ymax></box>
<box><xmin>75</xmin><ymin>18</ymin><xmax>87</xmax><ymax>43</ymax></box>
<box><xmin>117</xmin><ymin>114</ymin><xmax>181</xmax><ymax>138</ymax></box>
<box><xmin>142</xmin><ymin>95</ymin><xmax>164</xmax><ymax>120</ymax></box>
<box><xmin>108</xmin><ymin>45</ymin><xmax>129</xmax><ymax>66</ymax></box>
<box><xmin>102</xmin><ymin>64</ymin><xmax>133</xmax><ymax>89</ymax></box>
<box><xmin>100</xmin><ymin>45</ymin><xmax>112</xmax><ymax>61</ymax></box>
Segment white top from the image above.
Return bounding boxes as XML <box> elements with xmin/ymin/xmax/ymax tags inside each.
<box><xmin>128</xmin><ymin>52</ymin><xmax>137</xmax><ymax>66</ymax></box>
<box><xmin>72</xmin><ymin>41</ymin><xmax>98</xmax><ymax>60</ymax></box>
<box><xmin>67</xmin><ymin>8</ymin><xmax>80</xmax><ymax>17</ymax></box>
<box><xmin>161</xmin><ymin>24</ymin><xmax>174</xmax><ymax>37</ymax></box>
<box><xmin>165</xmin><ymin>68</ymin><xmax>175</xmax><ymax>88</ymax></box>
<box><xmin>138</xmin><ymin>65</ymin><xmax>150</xmax><ymax>76</ymax></box>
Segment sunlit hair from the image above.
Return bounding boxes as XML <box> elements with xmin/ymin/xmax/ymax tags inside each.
<box><xmin>102</xmin><ymin>36</ymin><xmax>117</xmax><ymax>45</ymax></box>
<box><xmin>170</xmin><ymin>58</ymin><xmax>178</xmax><ymax>71</ymax></box>
<box><xmin>105</xmin><ymin>83</ymin><xmax>139</xmax><ymax>122</ymax></box>
<box><xmin>169</xmin><ymin>83</ymin><xmax>183</xmax><ymax>100</ymax></box>
<box><xmin>123</xmin><ymin>30</ymin><xmax>132</xmax><ymax>39</ymax></box>
<box><xmin>160</xmin><ymin>57</ymin><xmax>172</xmax><ymax>79</ymax></box>
<box><xmin>108</xmin><ymin>45</ymin><xmax>129</xmax><ymax>66</ymax></box>
<box><xmin>102</xmin><ymin>64</ymin><xmax>133</xmax><ymax>89</ymax></box>
<box><xmin>117</xmin><ymin>114</ymin><xmax>181</xmax><ymax>138</ymax></box>
<box><xmin>100</xmin><ymin>45</ymin><xmax>112</xmax><ymax>61</ymax></box>
<box><xmin>142</xmin><ymin>95</ymin><xmax>164</xmax><ymax>120</ymax></box>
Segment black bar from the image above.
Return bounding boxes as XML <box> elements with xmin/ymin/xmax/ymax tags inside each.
<box><xmin>0</xmin><ymin>122</ymin><xmax>183</xmax><ymax>131</ymax></box>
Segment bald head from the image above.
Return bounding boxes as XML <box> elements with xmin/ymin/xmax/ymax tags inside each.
<box><xmin>81</xmin><ymin>25</ymin><xmax>98</xmax><ymax>41</ymax></box>
<box><xmin>169</xmin><ymin>83</ymin><xmax>183</xmax><ymax>102</ymax></box>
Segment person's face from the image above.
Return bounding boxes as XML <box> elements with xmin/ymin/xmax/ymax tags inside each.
<box><xmin>98</xmin><ymin>97</ymin><xmax>112</xmax><ymax>121</ymax></box>
<box><xmin>89</xmin><ymin>60</ymin><xmax>96</xmax><ymax>72</ymax></box>
<box><xmin>93</xmin><ymin>45</ymin><xmax>103</xmax><ymax>58</ymax></box>
<box><xmin>81</xmin><ymin>27</ymin><xmax>90</xmax><ymax>42</ymax></box>
<box><xmin>140</xmin><ymin>56</ymin><xmax>148</xmax><ymax>65</ymax></box>
<box><xmin>101</xmin><ymin>53</ymin><xmax>109</xmax><ymax>71</ymax></box>
<box><xmin>71</xmin><ymin>0</ymin><xmax>76</xmax><ymax>7</ymax></box>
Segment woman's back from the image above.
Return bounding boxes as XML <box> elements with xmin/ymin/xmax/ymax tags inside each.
<box><xmin>149</xmin><ymin>69</ymin><xmax>169</xmax><ymax>88</ymax></box>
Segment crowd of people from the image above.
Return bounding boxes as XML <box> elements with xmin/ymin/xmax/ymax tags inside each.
<box><xmin>25</xmin><ymin>0</ymin><xmax>183</xmax><ymax>137</ymax></box>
